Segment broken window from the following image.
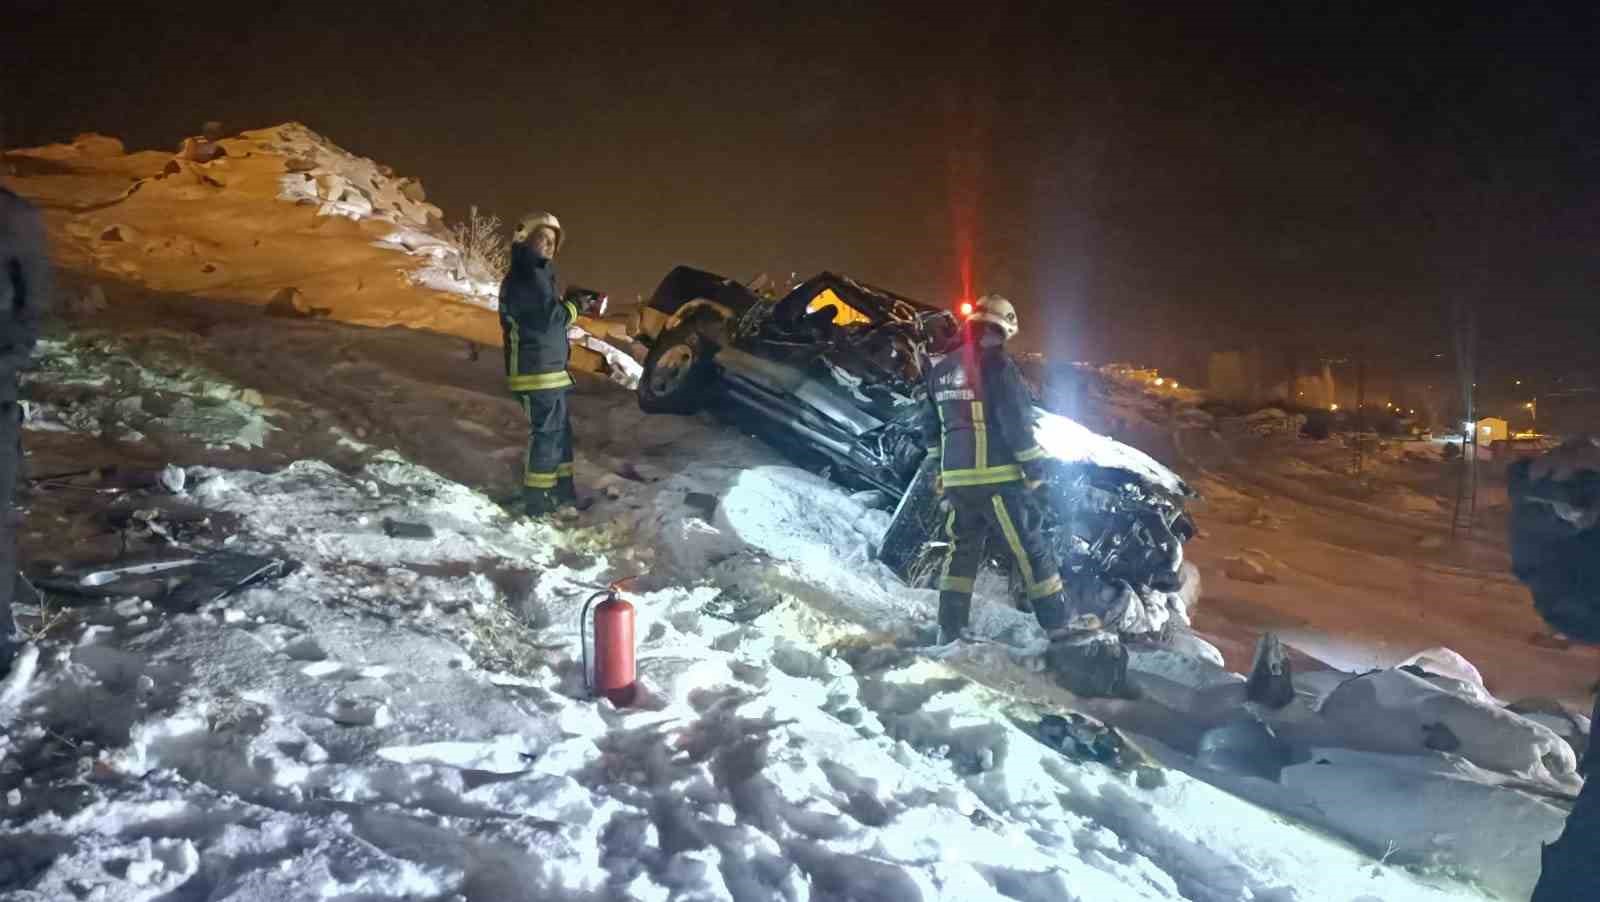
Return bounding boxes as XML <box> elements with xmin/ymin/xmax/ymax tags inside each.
<box><xmin>805</xmin><ymin>288</ymin><xmax>873</xmax><ymax>327</ymax></box>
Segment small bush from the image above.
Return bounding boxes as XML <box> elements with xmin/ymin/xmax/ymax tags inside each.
<box><xmin>449</xmin><ymin>205</ymin><xmax>509</xmax><ymax>282</ymax></box>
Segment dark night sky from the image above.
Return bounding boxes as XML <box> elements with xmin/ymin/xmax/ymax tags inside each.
<box><xmin>8</xmin><ymin>2</ymin><xmax>1599</xmax><ymax>390</ymax></box>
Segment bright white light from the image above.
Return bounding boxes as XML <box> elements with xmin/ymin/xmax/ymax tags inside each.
<box><xmin>1032</xmin><ymin>409</ymin><xmax>1187</xmax><ymax>495</ymax></box>
<box><xmin>1330</xmin><ymin>403</ymin><xmax>1339</xmax><ymax>411</ymax></box>
<box><xmin>1154</xmin><ymin>378</ymin><xmax>1165</xmax><ymax>386</ymax></box>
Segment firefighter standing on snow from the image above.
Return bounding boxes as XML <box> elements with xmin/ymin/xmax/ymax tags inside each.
<box><xmin>922</xmin><ymin>295</ymin><xmax>1072</xmax><ymax>644</ymax></box>
<box><xmin>500</xmin><ymin>211</ymin><xmax>584</xmax><ymax>518</ymax></box>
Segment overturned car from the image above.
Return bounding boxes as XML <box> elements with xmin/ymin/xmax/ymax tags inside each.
<box><xmin>632</xmin><ymin>266</ymin><xmax>1198</xmax><ymax>639</ymax></box>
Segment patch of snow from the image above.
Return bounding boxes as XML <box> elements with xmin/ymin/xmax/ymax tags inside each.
<box><xmin>1033</xmin><ymin>409</ymin><xmax>1189</xmax><ymax>497</ymax></box>
<box><xmin>0</xmin><ymin>445</ymin><xmax>1504</xmax><ymax>902</ymax></box>
<box><xmin>376</xmin><ymin>735</ymin><xmax>538</xmax><ymax>773</ymax></box>
<box><xmin>1129</xmin><ymin>645</ymin><xmax>1242</xmax><ymax>693</ymax></box>
<box><xmin>0</xmin><ymin>277</ymin><xmax>1525</xmax><ymax>900</ymax></box>
<box><xmin>1280</xmin><ymin>747</ymin><xmax>1568</xmax><ymax>900</ymax></box>
<box><xmin>1319</xmin><ymin>669</ymin><xmax>1580</xmax><ymax>788</ymax></box>
<box><xmin>23</xmin><ymin>337</ymin><xmax>279</xmax><ymax>449</ymax></box>
<box><xmin>1401</xmin><ymin>647</ymin><xmax>1497</xmax><ymax>705</ymax></box>
<box><xmin>253</xmin><ymin>123</ymin><xmax>441</xmax><ymax>230</ymax></box>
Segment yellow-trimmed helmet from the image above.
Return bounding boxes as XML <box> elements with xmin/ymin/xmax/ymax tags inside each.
<box><xmin>971</xmin><ymin>294</ymin><xmax>1019</xmax><ymax>339</ymax></box>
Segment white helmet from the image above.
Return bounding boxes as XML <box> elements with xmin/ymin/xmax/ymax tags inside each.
<box><xmin>513</xmin><ymin>210</ymin><xmax>563</xmax><ymax>251</ymax></box>
<box><xmin>971</xmin><ymin>294</ymin><xmax>1020</xmax><ymax>339</ymax></box>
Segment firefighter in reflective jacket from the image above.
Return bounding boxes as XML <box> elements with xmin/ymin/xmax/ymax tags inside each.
<box><xmin>922</xmin><ymin>295</ymin><xmax>1070</xmax><ymax>644</ymax></box>
<box><xmin>501</xmin><ymin>211</ymin><xmax>582</xmax><ymax>518</ymax></box>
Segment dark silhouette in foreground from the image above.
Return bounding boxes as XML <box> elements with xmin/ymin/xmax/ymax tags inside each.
<box><xmin>1510</xmin><ymin>437</ymin><xmax>1600</xmax><ymax>899</ymax></box>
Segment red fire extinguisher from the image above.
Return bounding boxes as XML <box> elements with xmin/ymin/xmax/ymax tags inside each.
<box><xmin>581</xmin><ymin>580</ymin><xmax>637</xmax><ymax>706</ymax></box>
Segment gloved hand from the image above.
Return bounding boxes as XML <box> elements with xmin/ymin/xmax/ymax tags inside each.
<box><xmin>566</xmin><ymin>288</ymin><xmax>608</xmax><ymax>317</ymax></box>
<box><xmin>1023</xmin><ymin>477</ymin><xmax>1045</xmax><ymax>492</ymax></box>
<box><xmin>934</xmin><ymin>474</ymin><xmax>945</xmax><ymax>496</ymax></box>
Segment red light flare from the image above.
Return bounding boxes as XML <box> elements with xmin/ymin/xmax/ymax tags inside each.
<box><xmin>959</xmin><ymin>300</ymin><xmax>975</xmax><ymax>318</ymax></box>
<box><xmin>943</xmin><ymin>81</ymin><xmax>986</xmax><ymax>314</ymax></box>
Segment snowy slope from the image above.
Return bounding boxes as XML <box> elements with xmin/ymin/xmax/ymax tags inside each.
<box><xmin>0</xmin><ymin>336</ymin><xmax>1498</xmax><ymax>902</ymax></box>
<box><xmin>2</xmin><ymin>126</ymin><xmax>1571</xmax><ymax>901</ymax></box>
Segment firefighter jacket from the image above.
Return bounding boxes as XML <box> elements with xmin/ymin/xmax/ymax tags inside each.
<box><xmin>499</xmin><ymin>243</ymin><xmax>578</xmax><ymax>393</ymax></box>
<box><xmin>921</xmin><ymin>339</ymin><xmax>1048</xmax><ymax>488</ymax></box>
<box><xmin>0</xmin><ymin>189</ymin><xmax>50</xmax><ymax>401</ymax></box>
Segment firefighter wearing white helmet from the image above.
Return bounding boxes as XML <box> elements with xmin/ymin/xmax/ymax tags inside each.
<box><xmin>512</xmin><ymin>211</ymin><xmax>563</xmax><ymax>252</ymax></box>
<box><xmin>499</xmin><ymin>209</ymin><xmax>587</xmax><ymax>518</ymax></box>
<box><xmin>920</xmin><ymin>293</ymin><xmax>1078</xmax><ymax>646</ymax></box>
<box><xmin>969</xmin><ymin>294</ymin><xmax>1020</xmax><ymax>338</ymax></box>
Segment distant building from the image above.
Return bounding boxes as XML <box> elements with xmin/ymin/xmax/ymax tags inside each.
<box><xmin>1475</xmin><ymin>417</ymin><xmax>1509</xmax><ymax>443</ymax></box>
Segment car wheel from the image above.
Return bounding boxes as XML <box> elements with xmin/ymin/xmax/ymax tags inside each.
<box><xmin>639</xmin><ymin>322</ymin><xmax>714</xmax><ymax>414</ymax></box>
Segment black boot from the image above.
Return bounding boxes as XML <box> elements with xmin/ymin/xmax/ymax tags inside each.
<box><xmin>523</xmin><ymin>488</ymin><xmax>560</xmax><ymax>519</ymax></box>
<box><xmin>938</xmin><ymin>592</ymin><xmax>972</xmax><ymax>645</ymax></box>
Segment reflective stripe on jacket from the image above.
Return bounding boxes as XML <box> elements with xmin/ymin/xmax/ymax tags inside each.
<box><xmin>922</xmin><ymin>339</ymin><xmax>1047</xmax><ymax>487</ymax></box>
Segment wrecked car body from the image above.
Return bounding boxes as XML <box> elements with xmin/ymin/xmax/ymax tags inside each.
<box><xmin>634</xmin><ymin>266</ymin><xmax>1197</xmax><ymax>638</ymax></box>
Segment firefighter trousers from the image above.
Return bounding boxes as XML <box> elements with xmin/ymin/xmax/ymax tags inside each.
<box><xmin>937</xmin><ymin>483</ymin><xmax>1067</xmax><ymax>636</ymax></box>
<box><xmin>518</xmin><ymin>388</ymin><xmax>574</xmax><ymax>514</ymax></box>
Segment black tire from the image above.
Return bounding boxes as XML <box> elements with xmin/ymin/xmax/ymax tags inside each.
<box><xmin>639</xmin><ymin>321</ymin><xmax>715</xmax><ymax>414</ymax></box>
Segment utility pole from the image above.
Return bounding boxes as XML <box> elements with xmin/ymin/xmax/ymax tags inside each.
<box><xmin>1354</xmin><ymin>353</ymin><xmax>1368</xmax><ymax>477</ymax></box>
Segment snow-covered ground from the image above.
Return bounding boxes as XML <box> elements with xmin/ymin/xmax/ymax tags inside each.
<box><xmin>3</xmin><ymin>124</ymin><xmax>1587</xmax><ymax>900</ymax></box>
<box><xmin>1</xmin><ymin>340</ymin><xmax>1506</xmax><ymax>901</ymax></box>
